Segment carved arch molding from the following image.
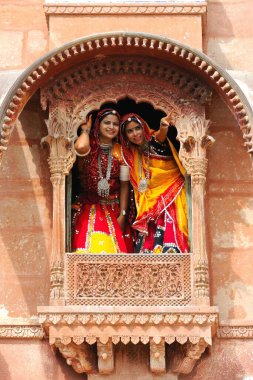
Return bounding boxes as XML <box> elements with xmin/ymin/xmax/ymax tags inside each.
<box><xmin>0</xmin><ymin>31</ymin><xmax>253</xmax><ymax>164</ymax></box>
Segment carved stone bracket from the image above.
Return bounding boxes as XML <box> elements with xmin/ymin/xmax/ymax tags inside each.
<box><xmin>55</xmin><ymin>340</ymin><xmax>97</xmax><ymax>374</ymax></box>
<box><xmin>150</xmin><ymin>337</ymin><xmax>166</xmax><ymax>374</ymax></box>
<box><xmin>97</xmin><ymin>339</ymin><xmax>114</xmax><ymax>374</ymax></box>
<box><xmin>171</xmin><ymin>338</ymin><xmax>207</xmax><ymax>374</ymax></box>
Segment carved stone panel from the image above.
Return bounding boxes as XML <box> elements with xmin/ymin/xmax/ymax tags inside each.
<box><xmin>65</xmin><ymin>253</ymin><xmax>192</xmax><ymax>306</ymax></box>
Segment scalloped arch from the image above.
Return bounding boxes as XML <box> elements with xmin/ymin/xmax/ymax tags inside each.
<box><xmin>0</xmin><ymin>31</ymin><xmax>253</xmax><ymax>162</ymax></box>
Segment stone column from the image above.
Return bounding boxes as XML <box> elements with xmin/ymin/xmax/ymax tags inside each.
<box><xmin>42</xmin><ymin>107</ymin><xmax>78</xmax><ymax>304</ymax></box>
<box><xmin>176</xmin><ymin>115</ymin><xmax>214</xmax><ymax>305</ymax></box>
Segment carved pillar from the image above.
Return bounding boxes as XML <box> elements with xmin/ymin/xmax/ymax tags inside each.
<box><xmin>176</xmin><ymin>115</ymin><xmax>214</xmax><ymax>305</ymax></box>
<box><xmin>42</xmin><ymin>107</ymin><xmax>79</xmax><ymax>304</ymax></box>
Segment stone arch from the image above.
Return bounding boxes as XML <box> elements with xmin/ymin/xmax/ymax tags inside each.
<box><xmin>0</xmin><ymin>31</ymin><xmax>253</xmax><ymax>164</ymax></box>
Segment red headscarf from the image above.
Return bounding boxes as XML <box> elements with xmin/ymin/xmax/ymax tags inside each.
<box><xmin>120</xmin><ymin>113</ymin><xmax>154</xmax><ymax>170</ymax></box>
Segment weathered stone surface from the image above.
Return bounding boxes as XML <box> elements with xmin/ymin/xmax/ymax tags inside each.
<box><xmin>48</xmin><ymin>14</ymin><xmax>203</xmax><ymax>50</ymax></box>
<box><xmin>0</xmin><ymin>31</ymin><xmax>23</xmax><ymax>68</ymax></box>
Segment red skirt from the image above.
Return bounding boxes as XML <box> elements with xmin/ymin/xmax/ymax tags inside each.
<box><xmin>72</xmin><ymin>202</ymin><xmax>132</xmax><ymax>254</ymax></box>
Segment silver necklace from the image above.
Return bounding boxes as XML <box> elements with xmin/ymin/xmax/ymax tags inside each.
<box><xmin>138</xmin><ymin>144</ymin><xmax>150</xmax><ymax>194</ymax></box>
<box><xmin>97</xmin><ymin>148</ymin><xmax>112</xmax><ymax>198</ymax></box>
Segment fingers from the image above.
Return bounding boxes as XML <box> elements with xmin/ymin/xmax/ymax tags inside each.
<box><xmin>160</xmin><ymin>116</ymin><xmax>170</xmax><ymax>127</ymax></box>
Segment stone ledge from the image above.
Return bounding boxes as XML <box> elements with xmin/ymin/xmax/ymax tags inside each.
<box><xmin>38</xmin><ymin>305</ymin><xmax>219</xmax><ymax>346</ymax></box>
<box><xmin>43</xmin><ymin>2</ymin><xmax>207</xmax><ymax>15</ymax></box>
<box><xmin>0</xmin><ymin>317</ymin><xmax>44</xmax><ymax>339</ymax></box>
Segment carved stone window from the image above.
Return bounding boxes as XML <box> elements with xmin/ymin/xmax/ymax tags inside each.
<box><xmin>39</xmin><ymin>54</ymin><xmax>218</xmax><ymax>376</ymax></box>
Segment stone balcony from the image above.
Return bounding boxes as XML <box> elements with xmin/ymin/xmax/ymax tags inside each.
<box><xmin>38</xmin><ymin>253</ymin><xmax>218</xmax><ymax>376</ymax></box>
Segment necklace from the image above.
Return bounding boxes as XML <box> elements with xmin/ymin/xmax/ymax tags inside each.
<box><xmin>97</xmin><ymin>148</ymin><xmax>112</xmax><ymax>198</ymax></box>
<box><xmin>138</xmin><ymin>144</ymin><xmax>150</xmax><ymax>194</ymax></box>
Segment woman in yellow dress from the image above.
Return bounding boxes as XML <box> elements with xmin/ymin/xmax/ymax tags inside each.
<box><xmin>120</xmin><ymin>113</ymin><xmax>189</xmax><ymax>254</ymax></box>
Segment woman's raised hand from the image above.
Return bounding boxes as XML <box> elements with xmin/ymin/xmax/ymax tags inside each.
<box><xmin>81</xmin><ymin>114</ymin><xmax>93</xmax><ymax>134</ymax></box>
<box><xmin>160</xmin><ymin>115</ymin><xmax>170</xmax><ymax>128</ymax></box>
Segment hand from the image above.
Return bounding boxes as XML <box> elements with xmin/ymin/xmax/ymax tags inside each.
<box><xmin>81</xmin><ymin>114</ymin><xmax>92</xmax><ymax>133</ymax></box>
<box><xmin>117</xmin><ymin>214</ymin><xmax>126</xmax><ymax>232</ymax></box>
<box><xmin>160</xmin><ymin>115</ymin><xmax>170</xmax><ymax>128</ymax></box>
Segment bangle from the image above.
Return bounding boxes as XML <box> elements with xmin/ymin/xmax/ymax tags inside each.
<box><xmin>74</xmin><ymin>148</ymin><xmax>91</xmax><ymax>157</ymax></box>
<box><xmin>81</xmin><ymin>129</ymin><xmax>90</xmax><ymax>135</ymax></box>
<box><xmin>120</xmin><ymin>210</ymin><xmax>126</xmax><ymax>216</ymax></box>
<box><xmin>160</xmin><ymin>122</ymin><xmax>169</xmax><ymax>128</ymax></box>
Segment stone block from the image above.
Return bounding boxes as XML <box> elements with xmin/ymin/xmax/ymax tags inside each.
<box><xmin>206</xmin><ymin>195</ymin><xmax>253</xmax><ymax>250</ymax></box>
<box><xmin>207</xmin><ymin>128</ymin><xmax>253</xmax><ymax>182</ymax></box>
<box><xmin>0</xmin><ymin>144</ymin><xmax>50</xmax><ymax>180</ymax></box>
<box><xmin>207</xmin><ymin>0</ymin><xmax>253</xmax><ymax>39</ymax></box>
<box><xmin>0</xmin><ymin>31</ymin><xmax>23</xmax><ymax>68</ymax></box>
<box><xmin>207</xmin><ymin>37</ymin><xmax>253</xmax><ymax>71</ymax></box>
<box><xmin>48</xmin><ymin>14</ymin><xmax>203</xmax><ymax>50</ymax></box>
<box><xmin>0</xmin><ymin>4</ymin><xmax>46</xmax><ymax>30</ymax></box>
<box><xmin>26</xmin><ymin>30</ymin><xmax>48</xmax><ymax>57</ymax></box>
<box><xmin>211</xmin><ymin>250</ymin><xmax>253</xmax><ymax>319</ymax></box>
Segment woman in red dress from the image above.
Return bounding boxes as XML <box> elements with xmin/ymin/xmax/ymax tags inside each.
<box><xmin>72</xmin><ymin>108</ymin><xmax>131</xmax><ymax>254</ymax></box>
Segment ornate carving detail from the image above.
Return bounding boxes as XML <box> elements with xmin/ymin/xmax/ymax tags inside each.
<box><xmin>42</xmin><ymin>106</ymin><xmax>82</xmax><ymax>178</ymax></box>
<box><xmin>50</xmin><ymin>261</ymin><xmax>64</xmax><ymax>300</ymax></box>
<box><xmin>176</xmin><ymin>115</ymin><xmax>214</xmax><ymax>304</ymax></box>
<box><xmin>44</xmin><ymin>4</ymin><xmax>207</xmax><ymax>15</ymax></box>
<box><xmin>66</xmin><ymin>253</ymin><xmax>191</xmax><ymax>306</ymax></box>
<box><xmin>150</xmin><ymin>338</ymin><xmax>166</xmax><ymax>374</ymax></box>
<box><xmin>217</xmin><ymin>325</ymin><xmax>253</xmax><ymax>338</ymax></box>
<box><xmin>176</xmin><ymin>115</ymin><xmax>214</xmax><ymax>180</ymax></box>
<box><xmin>38</xmin><ymin>310</ymin><xmax>218</xmax><ymax>328</ymax></box>
<box><xmin>55</xmin><ymin>341</ymin><xmax>97</xmax><ymax>374</ymax></box>
<box><xmin>0</xmin><ymin>324</ymin><xmax>44</xmax><ymax>339</ymax></box>
<box><xmin>193</xmin><ymin>260</ymin><xmax>209</xmax><ymax>299</ymax></box>
<box><xmin>171</xmin><ymin>338</ymin><xmax>207</xmax><ymax>374</ymax></box>
<box><xmin>1</xmin><ymin>32</ymin><xmax>251</xmax><ymax>165</ymax></box>
<box><xmin>41</xmin><ymin>57</ymin><xmax>211</xmax><ymax>110</ymax></box>
<box><xmin>97</xmin><ymin>339</ymin><xmax>114</xmax><ymax>374</ymax></box>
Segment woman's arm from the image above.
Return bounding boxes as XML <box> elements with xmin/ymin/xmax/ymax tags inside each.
<box><xmin>117</xmin><ymin>180</ymin><xmax>129</xmax><ymax>231</ymax></box>
<box><xmin>74</xmin><ymin>114</ymin><xmax>92</xmax><ymax>156</ymax></box>
<box><xmin>155</xmin><ymin>115</ymin><xmax>170</xmax><ymax>143</ymax></box>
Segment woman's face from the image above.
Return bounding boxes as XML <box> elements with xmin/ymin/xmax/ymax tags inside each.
<box><xmin>99</xmin><ymin>114</ymin><xmax>119</xmax><ymax>143</ymax></box>
<box><xmin>125</xmin><ymin>121</ymin><xmax>145</xmax><ymax>146</ymax></box>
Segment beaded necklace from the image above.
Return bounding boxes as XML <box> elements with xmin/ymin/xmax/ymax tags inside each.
<box><xmin>138</xmin><ymin>143</ymin><xmax>150</xmax><ymax>194</ymax></box>
<box><xmin>97</xmin><ymin>143</ymin><xmax>113</xmax><ymax>198</ymax></box>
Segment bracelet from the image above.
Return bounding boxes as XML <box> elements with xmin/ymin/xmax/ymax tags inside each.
<box><xmin>120</xmin><ymin>210</ymin><xmax>126</xmax><ymax>216</ymax></box>
<box><xmin>160</xmin><ymin>122</ymin><xmax>169</xmax><ymax>128</ymax></box>
<box><xmin>74</xmin><ymin>148</ymin><xmax>91</xmax><ymax>157</ymax></box>
<box><xmin>80</xmin><ymin>129</ymin><xmax>90</xmax><ymax>135</ymax></box>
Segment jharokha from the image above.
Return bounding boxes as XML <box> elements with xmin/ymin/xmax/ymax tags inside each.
<box><xmin>0</xmin><ymin>1</ymin><xmax>253</xmax><ymax>379</ymax></box>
